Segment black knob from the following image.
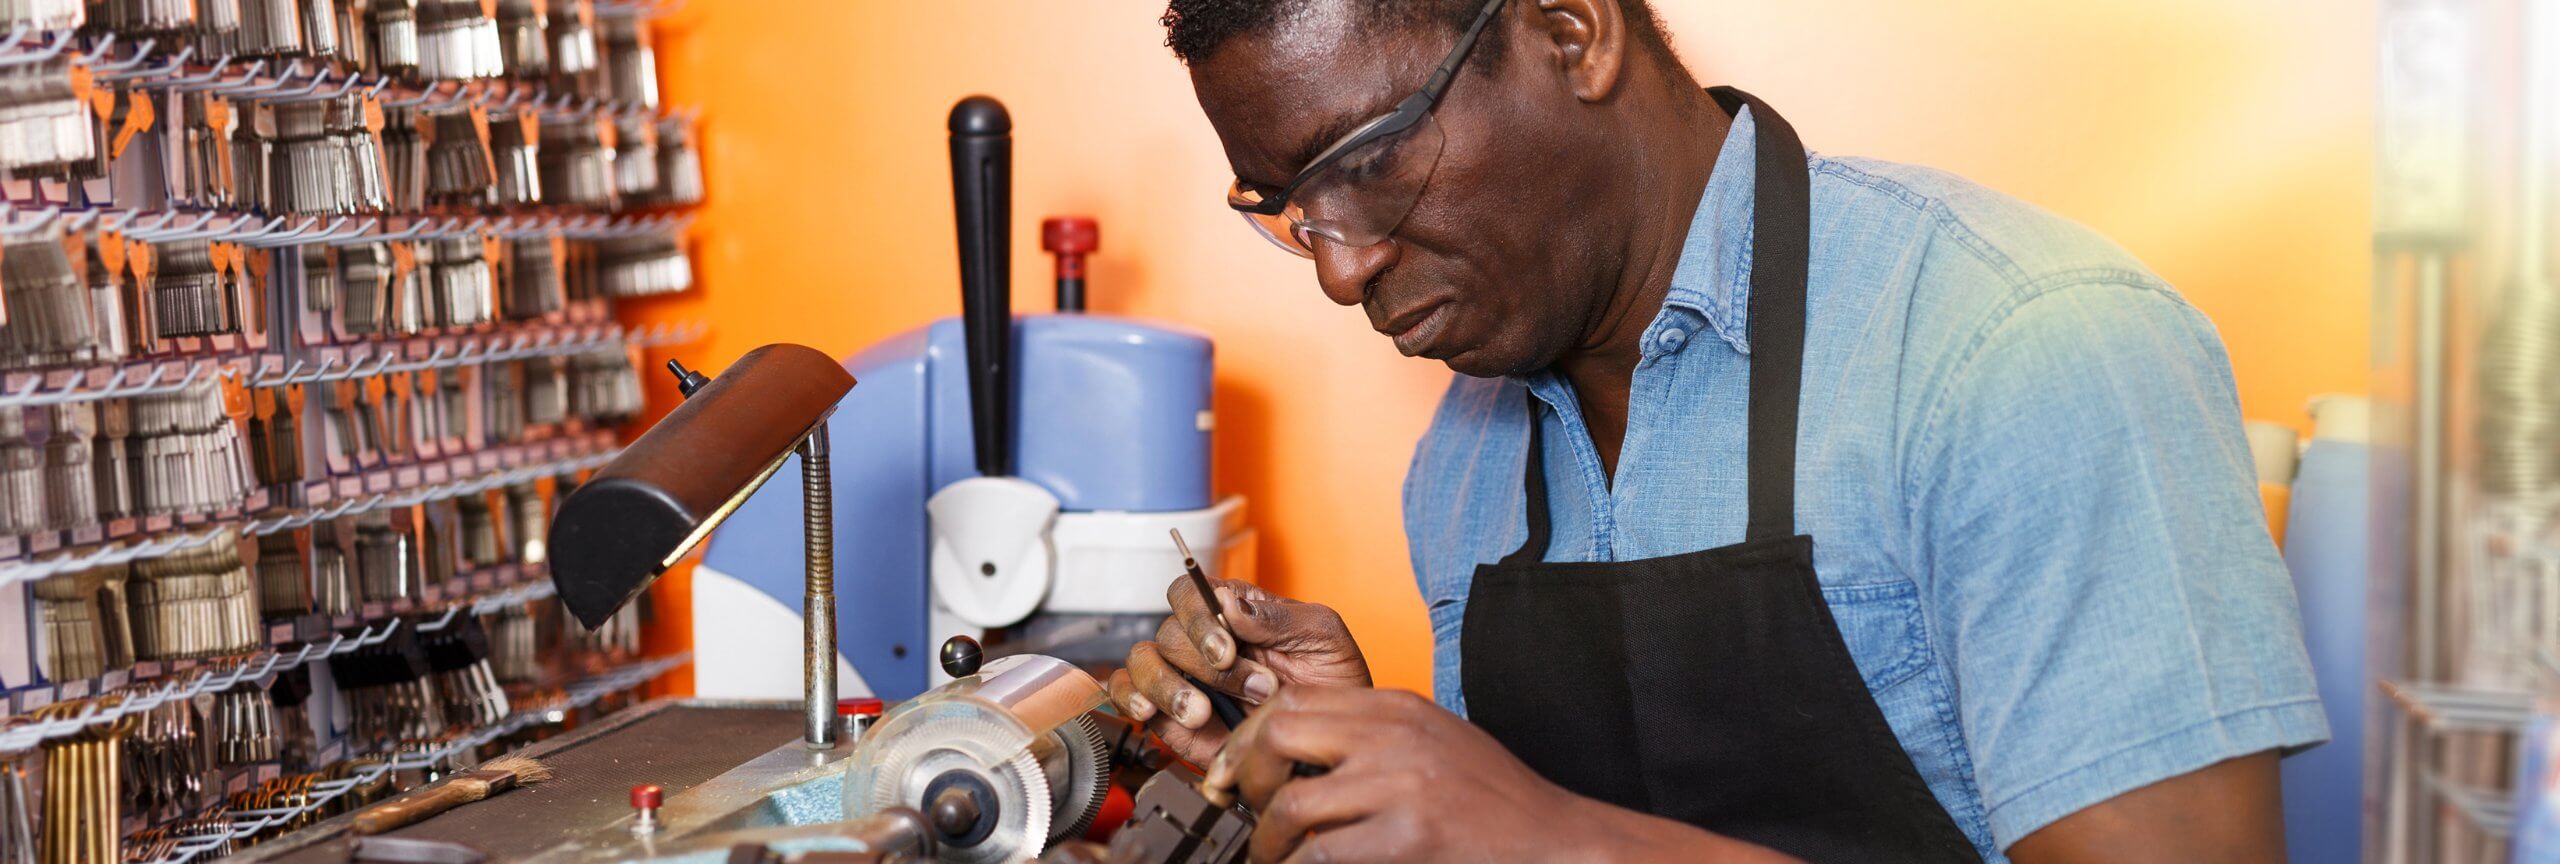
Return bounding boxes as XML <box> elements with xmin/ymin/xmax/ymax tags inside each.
<box><xmin>940</xmin><ymin>635</ymin><xmax>983</xmax><ymax>678</ymax></box>
<box><xmin>665</xmin><ymin>359</ymin><xmax>711</xmax><ymax>398</ymax></box>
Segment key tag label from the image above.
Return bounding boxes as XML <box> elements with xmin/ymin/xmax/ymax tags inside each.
<box><xmin>205</xmin><ymin>96</ymin><xmax>238</xmax><ymax>194</ymax></box>
<box><xmin>219</xmin><ymin>372</ymin><xmax>253</xmax><ymax>427</ymax></box>
<box><xmin>470</xmin><ymin>105</ymin><xmax>498</xmax><ymax>186</ymax></box>
<box><xmin>518</xmin><ymin>107</ymin><xmax>539</xmax><ymax>152</ymax></box>
<box><xmin>97</xmin><ymin>230</ymin><xmax>124</xmax><ymax>279</ymax></box>
<box><xmin>83</xmin><ymin>74</ymin><xmax>113</xmax><ymax>138</ymax></box>
<box><xmin>113</xmin><ymin>85</ymin><xmax>157</xmax><ymax>162</ymax></box>
<box><xmin>389</xmin><ymin>240</ymin><xmax>418</xmax><ymax>285</ymax></box>
<box><xmin>595</xmin><ymin>110</ymin><xmax>618</xmax><ymax>152</ymax></box>
<box><xmin>481</xmin><ymin>0</ymin><xmax>498</xmax><ymax>21</ymax></box>
<box><xmin>68</xmin><ymin>62</ymin><xmax>96</xmax><ymax>114</ymax></box>
<box><xmin>58</xmin><ymin>229</ymin><xmax>83</xmax><ymax>287</ymax></box>
<box><xmin>240</xmin><ymin>244</ymin><xmax>272</xmax><ymax>350</ymax></box>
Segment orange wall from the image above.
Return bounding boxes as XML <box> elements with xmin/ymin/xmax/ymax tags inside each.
<box><xmin>632</xmin><ymin>1</ymin><xmax>2374</xmax><ymax>695</ymax></box>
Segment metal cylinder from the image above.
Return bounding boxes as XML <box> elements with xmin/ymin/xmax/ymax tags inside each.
<box><xmin>802</xmin><ymin>424</ymin><xmax>839</xmax><ymax>749</ymax></box>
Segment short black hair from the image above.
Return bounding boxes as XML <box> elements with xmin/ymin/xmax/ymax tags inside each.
<box><xmin>1161</xmin><ymin>0</ymin><xmax>1668</xmax><ymax>69</ymax></box>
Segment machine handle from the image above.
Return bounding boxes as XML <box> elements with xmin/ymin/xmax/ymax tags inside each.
<box><xmin>950</xmin><ymin>95</ymin><xmax>1014</xmax><ymax>477</ymax></box>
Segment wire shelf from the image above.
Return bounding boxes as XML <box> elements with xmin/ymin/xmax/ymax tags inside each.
<box><xmin>0</xmin><ymin>442</ymin><xmax>620</xmax><ymax>586</ymax></box>
<box><xmin>128</xmin><ymin>653</ymin><xmax>689</xmax><ymax>864</ymax></box>
<box><xmin>0</xmin><ymin>569</ymin><xmax>578</xmax><ymax>754</ymax></box>
<box><xmin>0</xmin><ymin>319</ymin><xmax>704</xmax><ymax>410</ymax></box>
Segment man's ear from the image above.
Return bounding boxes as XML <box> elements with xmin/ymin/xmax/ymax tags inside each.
<box><xmin>1532</xmin><ymin>0</ymin><xmax>1627</xmax><ymax>102</ymax></box>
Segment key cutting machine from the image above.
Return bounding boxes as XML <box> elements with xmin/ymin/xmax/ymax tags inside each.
<box><xmin>687</xmin><ymin>95</ymin><xmax>1251</xmax><ymax>702</ymax></box>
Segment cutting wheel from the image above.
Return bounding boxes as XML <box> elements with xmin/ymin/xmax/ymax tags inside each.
<box><xmin>850</xmin><ymin>711</ymin><xmax>1053</xmax><ymax>863</ymax></box>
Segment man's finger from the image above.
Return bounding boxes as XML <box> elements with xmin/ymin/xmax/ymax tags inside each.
<box><xmin>1275</xmin><ymin>814</ymin><xmax>1422</xmax><ymax>864</ymax></box>
<box><xmin>1106</xmin><ymin>669</ymin><xmax>1154</xmax><ymax>723</ymax></box>
<box><xmin>1126</xmin><ymin>641</ymin><xmax>1211</xmax><ymax>730</ymax></box>
<box><xmin>1218</xmin><ymin>584</ymin><xmax>1344</xmax><ymax>653</ymax></box>
<box><xmin>1150</xmin><ymin>615</ymin><xmax>1272</xmax><ymax>701</ymax></box>
<box><xmin>1250</xmin><ymin>770</ymin><xmax>1392</xmax><ymax>863</ymax></box>
<box><xmin>1205</xmin><ymin>687</ymin><xmax>1404</xmax><ymax>803</ymax></box>
<box><xmin>1145</xmin><ymin>711</ymin><xmax>1226</xmax><ymax>767</ymax></box>
<box><xmin>1163</xmin><ymin>575</ymin><xmax>1239</xmax><ymax>670</ymax></box>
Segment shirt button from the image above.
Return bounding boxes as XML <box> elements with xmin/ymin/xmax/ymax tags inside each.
<box><xmin>1658</xmin><ymin>328</ymin><xmax>1689</xmax><ymax>351</ymax></box>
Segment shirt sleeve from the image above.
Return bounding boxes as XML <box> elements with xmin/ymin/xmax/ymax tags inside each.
<box><xmin>1906</xmin><ymin>280</ymin><xmax>2328</xmax><ymax>848</ymax></box>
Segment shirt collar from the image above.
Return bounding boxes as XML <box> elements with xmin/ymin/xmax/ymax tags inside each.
<box><xmin>1671</xmin><ymin>103</ymin><xmax>1760</xmax><ymax>355</ymax></box>
<box><xmin>1518</xmin><ymin>104</ymin><xmax>1763</xmax><ymax>408</ymax></box>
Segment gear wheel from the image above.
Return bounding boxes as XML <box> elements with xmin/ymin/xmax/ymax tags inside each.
<box><xmin>1046</xmin><ymin>712</ymin><xmax>1113</xmax><ymax>844</ymax></box>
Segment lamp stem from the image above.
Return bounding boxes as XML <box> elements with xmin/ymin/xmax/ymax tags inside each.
<box><xmin>800</xmin><ymin>424</ymin><xmax>840</xmax><ymax>749</ymax></box>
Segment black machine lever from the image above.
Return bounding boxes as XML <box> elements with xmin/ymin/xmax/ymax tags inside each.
<box><xmin>949</xmin><ymin>96</ymin><xmax>1014</xmax><ymax>478</ymax></box>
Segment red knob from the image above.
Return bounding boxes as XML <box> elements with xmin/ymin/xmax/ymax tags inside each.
<box><xmin>837</xmin><ymin>697</ymin><xmax>884</xmax><ymax>717</ymax></box>
<box><xmin>631</xmin><ymin>784</ymin><xmax>663</xmax><ymax>810</ymax></box>
<box><xmin>1041</xmin><ymin>217</ymin><xmax>1099</xmax><ymax>256</ymax></box>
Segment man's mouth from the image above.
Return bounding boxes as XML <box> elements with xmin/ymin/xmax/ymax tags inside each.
<box><xmin>1377</xmin><ymin>299</ymin><xmax>1455</xmax><ymax>358</ymax></box>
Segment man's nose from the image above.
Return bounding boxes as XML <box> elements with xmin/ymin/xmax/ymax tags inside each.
<box><xmin>1312</xmin><ymin>236</ymin><xmax>1400</xmax><ymax>307</ymax></box>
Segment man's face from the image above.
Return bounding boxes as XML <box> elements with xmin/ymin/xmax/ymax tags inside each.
<box><xmin>1191</xmin><ymin>4</ymin><xmax>1626</xmax><ymax>378</ymax></box>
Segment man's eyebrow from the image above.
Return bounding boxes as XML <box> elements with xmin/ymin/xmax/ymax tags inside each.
<box><xmin>1250</xmin><ymin>109</ymin><xmax>1379</xmax><ymax>189</ymax></box>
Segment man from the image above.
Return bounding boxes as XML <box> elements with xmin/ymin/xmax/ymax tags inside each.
<box><xmin>1107</xmin><ymin>0</ymin><xmax>2328</xmax><ymax>861</ymax></box>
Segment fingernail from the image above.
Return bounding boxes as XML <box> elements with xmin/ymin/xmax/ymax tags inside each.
<box><xmin>1123</xmin><ymin>693</ymin><xmax>1154</xmax><ymax>720</ymax></box>
<box><xmin>1204</xmin><ymin>629</ymin><xmax>1234</xmax><ymax>666</ymax></box>
<box><xmin>1244</xmin><ymin>671</ymin><xmax>1276</xmax><ymax>701</ymax></box>
<box><xmin>1225</xmin><ymin>586</ymin><xmax>1256</xmax><ymax>616</ymax></box>
<box><xmin>1173</xmin><ymin>690</ymin><xmax>1204</xmax><ymax>728</ymax></box>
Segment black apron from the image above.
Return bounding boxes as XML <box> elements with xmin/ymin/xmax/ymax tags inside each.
<box><xmin>1458</xmin><ymin>88</ymin><xmax>1981</xmax><ymax>863</ymax></box>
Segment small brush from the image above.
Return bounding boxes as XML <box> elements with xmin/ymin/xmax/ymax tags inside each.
<box><xmin>350</xmin><ymin>754</ymin><xmax>553</xmax><ymax>836</ymax></box>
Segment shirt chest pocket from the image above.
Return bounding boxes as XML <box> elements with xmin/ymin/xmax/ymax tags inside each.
<box><xmin>1818</xmin><ymin>579</ymin><xmax>1935</xmax><ymax>693</ymax></box>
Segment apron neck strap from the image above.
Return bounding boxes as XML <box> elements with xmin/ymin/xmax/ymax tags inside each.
<box><xmin>1499</xmin><ymin>87</ymin><xmax>1813</xmax><ymax>565</ymax></box>
<box><xmin>1711</xmin><ymin>86</ymin><xmax>1812</xmax><ymax>542</ymax></box>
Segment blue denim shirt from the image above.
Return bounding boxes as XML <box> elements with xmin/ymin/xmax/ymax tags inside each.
<box><xmin>1402</xmin><ymin>107</ymin><xmax>2328</xmax><ymax>857</ymax></box>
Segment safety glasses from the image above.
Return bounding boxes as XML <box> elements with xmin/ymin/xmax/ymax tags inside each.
<box><xmin>1225</xmin><ymin>0</ymin><xmax>1506</xmax><ymax>258</ymax></box>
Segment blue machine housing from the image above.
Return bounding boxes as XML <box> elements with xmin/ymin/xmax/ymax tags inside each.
<box><xmin>699</xmin><ymin>314</ymin><xmax>1212</xmax><ymax>699</ymax></box>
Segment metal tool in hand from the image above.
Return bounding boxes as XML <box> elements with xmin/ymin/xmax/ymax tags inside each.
<box><xmin>1168</xmin><ymin>528</ymin><xmax>1250</xmax><ymax>729</ymax></box>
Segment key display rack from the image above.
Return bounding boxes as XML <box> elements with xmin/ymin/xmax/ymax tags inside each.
<box><xmin>0</xmin><ymin>1</ymin><xmax>707</xmax><ymax>861</ymax></box>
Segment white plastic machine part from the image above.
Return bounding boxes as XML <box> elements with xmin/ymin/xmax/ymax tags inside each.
<box><xmin>927</xmin><ymin>496</ymin><xmax>1251</xmax><ymax>687</ymax></box>
<box><xmin>693</xmin><ymin>494</ymin><xmax>1255</xmax><ymax>695</ymax></box>
<box><xmin>1045</xmin><ymin>496</ymin><xmax>1248</xmax><ymax>614</ymax></box>
<box><xmin>928</xmin><ymin>477</ymin><xmax>1063</xmax><ymax>629</ymax></box>
<box><xmin>691</xmin><ymin>563</ymin><xmax>873</xmax><ymax>700</ymax></box>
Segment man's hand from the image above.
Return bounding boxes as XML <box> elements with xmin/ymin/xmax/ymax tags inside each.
<box><xmin>1203</xmin><ymin>686</ymin><xmax>1796</xmax><ymax>864</ymax></box>
<box><xmin>1108</xmin><ymin>579</ymin><xmax>1369</xmax><ymax>765</ymax></box>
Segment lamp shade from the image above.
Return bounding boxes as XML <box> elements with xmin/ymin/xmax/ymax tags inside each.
<box><xmin>549</xmin><ymin>343</ymin><xmax>856</xmax><ymax>628</ymax></box>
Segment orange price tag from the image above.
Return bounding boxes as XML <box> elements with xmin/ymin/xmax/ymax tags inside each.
<box><xmin>128</xmin><ymin>239</ymin><xmax>154</xmax><ymax>289</ymax></box>
<box><xmin>218</xmin><ymin>373</ymin><xmax>252</xmax><ymax>422</ymax></box>
<box><xmin>470</xmin><ymin>105</ymin><xmax>497</xmax><ymax>183</ymax></box>
<box><xmin>68</xmin><ymin>63</ymin><xmax>93</xmax><ymax>106</ymax></box>
<box><xmin>112</xmin><ymin>89</ymin><xmax>155</xmax><ymax>160</ymax></box>
<box><xmin>97</xmin><ymin>231</ymin><xmax>124</xmax><ymax>277</ymax></box>
<box><xmin>84</xmin><ymin>78</ymin><xmax>111</xmax><ymax>124</ymax></box>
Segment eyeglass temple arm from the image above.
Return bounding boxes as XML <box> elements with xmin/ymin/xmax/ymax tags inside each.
<box><xmin>1419</xmin><ymin>0</ymin><xmax>1510</xmax><ymax>104</ymax></box>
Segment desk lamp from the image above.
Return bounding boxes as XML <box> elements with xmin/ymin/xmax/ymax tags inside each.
<box><xmin>547</xmin><ymin>343</ymin><xmax>858</xmax><ymax>748</ymax></box>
